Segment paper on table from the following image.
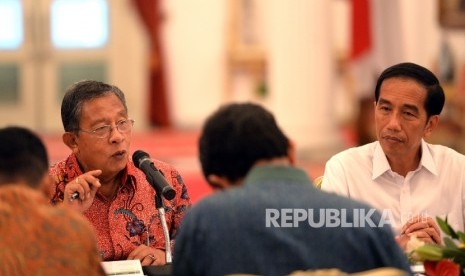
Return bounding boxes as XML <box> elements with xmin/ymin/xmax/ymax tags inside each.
<box><xmin>101</xmin><ymin>260</ymin><xmax>144</xmax><ymax>276</ymax></box>
<box><xmin>410</xmin><ymin>263</ymin><xmax>425</xmax><ymax>275</ymax></box>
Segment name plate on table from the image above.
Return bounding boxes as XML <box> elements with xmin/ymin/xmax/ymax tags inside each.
<box><xmin>101</xmin><ymin>260</ymin><xmax>144</xmax><ymax>276</ymax></box>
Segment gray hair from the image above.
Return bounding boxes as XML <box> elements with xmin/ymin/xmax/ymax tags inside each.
<box><xmin>61</xmin><ymin>80</ymin><xmax>128</xmax><ymax>132</ymax></box>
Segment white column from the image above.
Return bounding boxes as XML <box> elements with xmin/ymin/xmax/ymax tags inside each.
<box><xmin>266</xmin><ymin>0</ymin><xmax>340</xmax><ymax>157</ymax></box>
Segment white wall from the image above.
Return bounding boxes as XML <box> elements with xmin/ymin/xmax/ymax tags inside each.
<box><xmin>111</xmin><ymin>0</ymin><xmax>150</xmax><ymax>130</ymax></box>
<box><xmin>155</xmin><ymin>0</ymin><xmax>465</xmax><ymax>153</ymax></box>
<box><xmin>266</xmin><ymin>0</ymin><xmax>341</xmax><ymax>154</ymax></box>
<box><xmin>160</xmin><ymin>0</ymin><xmax>344</xmax><ymax>154</ymax></box>
<box><xmin>162</xmin><ymin>0</ymin><xmax>227</xmax><ymax>129</ymax></box>
<box><xmin>3</xmin><ymin>0</ymin><xmax>465</xmax><ymax>141</ymax></box>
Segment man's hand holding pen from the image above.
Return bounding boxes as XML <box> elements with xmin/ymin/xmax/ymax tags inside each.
<box><xmin>64</xmin><ymin>169</ymin><xmax>102</xmax><ymax>212</ymax></box>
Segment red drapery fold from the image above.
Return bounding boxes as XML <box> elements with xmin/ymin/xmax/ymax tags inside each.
<box><xmin>131</xmin><ymin>0</ymin><xmax>171</xmax><ymax>127</ymax></box>
<box><xmin>350</xmin><ymin>0</ymin><xmax>372</xmax><ymax>60</ymax></box>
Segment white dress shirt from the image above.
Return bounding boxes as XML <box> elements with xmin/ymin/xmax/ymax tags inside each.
<box><xmin>322</xmin><ymin>140</ymin><xmax>465</xmax><ymax>234</ymax></box>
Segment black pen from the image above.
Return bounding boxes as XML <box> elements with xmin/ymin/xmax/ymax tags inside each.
<box><xmin>69</xmin><ymin>191</ymin><xmax>80</xmax><ymax>202</ymax></box>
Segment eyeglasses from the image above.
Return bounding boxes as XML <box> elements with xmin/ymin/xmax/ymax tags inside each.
<box><xmin>78</xmin><ymin>119</ymin><xmax>135</xmax><ymax>138</ymax></box>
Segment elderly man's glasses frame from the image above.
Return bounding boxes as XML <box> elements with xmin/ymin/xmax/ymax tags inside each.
<box><xmin>77</xmin><ymin>119</ymin><xmax>135</xmax><ymax>138</ymax></box>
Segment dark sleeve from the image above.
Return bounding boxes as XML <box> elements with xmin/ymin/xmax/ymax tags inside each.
<box><xmin>367</xmin><ymin>213</ymin><xmax>413</xmax><ymax>274</ymax></box>
<box><xmin>172</xmin><ymin>208</ymin><xmax>199</xmax><ymax>276</ymax></box>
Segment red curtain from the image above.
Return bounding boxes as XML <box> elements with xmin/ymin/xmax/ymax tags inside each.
<box><xmin>350</xmin><ymin>0</ymin><xmax>371</xmax><ymax>60</ymax></box>
<box><xmin>131</xmin><ymin>0</ymin><xmax>171</xmax><ymax>127</ymax></box>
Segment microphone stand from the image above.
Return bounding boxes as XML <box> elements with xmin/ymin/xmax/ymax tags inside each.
<box><xmin>155</xmin><ymin>194</ymin><xmax>172</xmax><ymax>264</ymax></box>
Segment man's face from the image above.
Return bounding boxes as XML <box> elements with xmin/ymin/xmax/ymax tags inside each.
<box><xmin>73</xmin><ymin>93</ymin><xmax>132</xmax><ymax>180</ymax></box>
<box><xmin>374</xmin><ymin>77</ymin><xmax>437</xmax><ymax>161</ymax></box>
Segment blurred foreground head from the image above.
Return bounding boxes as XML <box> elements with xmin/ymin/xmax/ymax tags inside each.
<box><xmin>199</xmin><ymin>102</ymin><xmax>290</xmax><ymax>187</ymax></box>
<box><xmin>0</xmin><ymin>126</ymin><xmax>49</xmax><ymax>188</ymax></box>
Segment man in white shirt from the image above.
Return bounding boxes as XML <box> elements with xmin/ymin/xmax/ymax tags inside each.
<box><xmin>322</xmin><ymin>62</ymin><xmax>465</xmax><ymax>250</ymax></box>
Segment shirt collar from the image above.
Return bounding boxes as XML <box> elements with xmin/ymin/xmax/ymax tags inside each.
<box><xmin>372</xmin><ymin>141</ymin><xmax>391</xmax><ymax>180</ymax></box>
<box><xmin>244</xmin><ymin>165</ymin><xmax>311</xmax><ymax>186</ymax></box>
<box><xmin>419</xmin><ymin>139</ymin><xmax>438</xmax><ymax>176</ymax></box>
<box><xmin>372</xmin><ymin>139</ymin><xmax>437</xmax><ymax>180</ymax></box>
<box><xmin>125</xmin><ymin>161</ymin><xmax>140</xmax><ymax>189</ymax></box>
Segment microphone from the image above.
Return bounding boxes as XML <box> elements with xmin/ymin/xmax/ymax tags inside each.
<box><xmin>132</xmin><ymin>150</ymin><xmax>176</xmax><ymax>200</ymax></box>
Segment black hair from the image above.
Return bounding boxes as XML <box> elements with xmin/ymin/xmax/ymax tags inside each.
<box><xmin>199</xmin><ymin>103</ymin><xmax>289</xmax><ymax>182</ymax></box>
<box><xmin>0</xmin><ymin>126</ymin><xmax>49</xmax><ymax>187</ymax></box>
<box><xmin>374</xmin><ymin>62</ymin><xmax>445</xmax><ymax>117</ymax></box>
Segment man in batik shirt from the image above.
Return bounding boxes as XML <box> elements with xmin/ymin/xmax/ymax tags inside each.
<box><xmin>44</xmin><ymin>80</ymin><xmax>191</xmax><ymax>265</ymax></box>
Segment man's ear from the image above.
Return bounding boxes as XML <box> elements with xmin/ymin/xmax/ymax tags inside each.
<box><xmin>424</xmin><ymin>115</ymin><xmax>439</xmax><ymax>138</ymax></box>
<box><xmin>63</xmin><ymin>132</ymin><xmax>79</xmax><ymax>153</ymax></box>
<box><xmin>287</xmin><ymin>139</ymin><xmax>296</xmax><ymax>165</ymax></box>
<box><xmin>207</xmin><ymin>174</ymin><xmax>235</xmax><ymax>190</ymax></box>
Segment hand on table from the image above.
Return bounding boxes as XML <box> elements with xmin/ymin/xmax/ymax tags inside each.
<box><xmin>396</xmin><ymin>215</ymin><xmax>441</xmax><ymax>250</ymax></box>
<box><xmin>127</xmin><ymin>245</ymin><xmax>166</xmax><ymax>266</ymax></box>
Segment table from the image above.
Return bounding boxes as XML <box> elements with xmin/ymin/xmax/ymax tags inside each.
<box><xmin>142</xmin><ymin>264</ymin><xmax>172</xmax><ymax>276</ymax></box>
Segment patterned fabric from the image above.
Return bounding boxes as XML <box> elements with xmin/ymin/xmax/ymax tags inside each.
<box><xmin>46</xmin><ymin>153</ymin><xmax>190</xmax><ymax>261</ymax></box>
<box><xmin>0</xmin><ymin>185</ymin><xmax>105</xmax><ymax>275</ymax></box>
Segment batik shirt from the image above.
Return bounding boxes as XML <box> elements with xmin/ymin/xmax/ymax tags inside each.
<box><xmin>47</xmin><ymin>153</ymin><xmax>191</xmax><ymax>261</ymax></box>
<box><xmin>0</xmin><ymin>185</ymin><xmax>105</xmax><ymax>275</ymax></box>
